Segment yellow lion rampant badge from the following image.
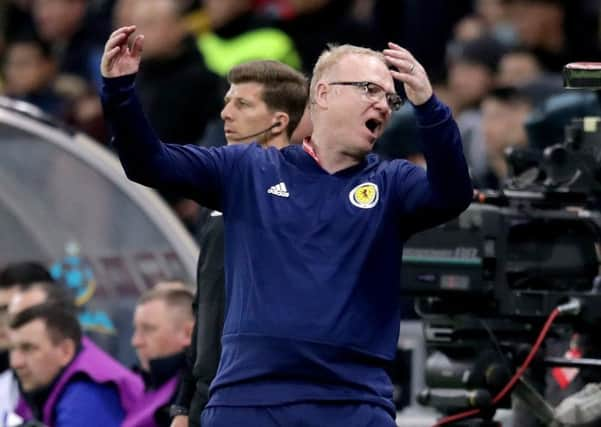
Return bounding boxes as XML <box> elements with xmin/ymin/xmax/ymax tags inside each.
<box><xmin>349</xmin><ymin>182</ymin><xmax>379</xmax><ymax>209</ymax></box>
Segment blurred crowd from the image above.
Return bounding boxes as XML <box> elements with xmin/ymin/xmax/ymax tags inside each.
<box><xmin>2</xmin><ymin>0</ymin><xmax>601</xmax><ymax>237</ymax></box>
<box><xmin>2</xmin><ymin>1</ymin><xmax>601</xmax><ymax>425</ymax></box>
<box><xmin>0</xmin><ymin>260</ymin><xmax>195</xmax><ymax>426</ymax></box>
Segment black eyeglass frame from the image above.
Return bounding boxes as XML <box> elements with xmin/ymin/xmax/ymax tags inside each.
<box><xmin>328</xmin><ymin>81</ymin><xmax>404</xmax><ymax>111</ymax></box>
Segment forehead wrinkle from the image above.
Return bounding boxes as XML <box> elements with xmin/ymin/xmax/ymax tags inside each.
<box><xmin>328</xmin><ymin>54</ymin><xmax>394</xmax><ymax>93</ymax></box>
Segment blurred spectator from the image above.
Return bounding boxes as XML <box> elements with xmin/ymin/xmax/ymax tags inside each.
<box><xmin>503</xmin><ymin>0</ymin><xmax>601</xmax><ymax>72</ymax></box>
<box><xmin>453</xmin><ymin>14</ymin><xmax>488</xmax><ymax>42</ymax></box>
<box><xmin>446</xmin><ymin>35</ymin><xmax>508</xmax><ymax>114</ymax></box>
<box><xmin>9</xmin><ymin>303</ymin><xmax>143</xmax><ymax>426</ymax></box>
<box><xmin>31</xmin><ymin>0</ymin><xmax>107</xmax><ymax>89</ymax></box>
<box><xmin>7</xmin><ymin>278</ymin><xmax>140</xmax><ymax>379</ymax></box>
<box><xmin>129</xmin><ymin>0</ymin><xmax>224</xmax><ymax>144</ymax></box>
<box><xmin>198</xmin><ymin>0</ymin><xmax>302</xmax><ymax>75</ymax></box>
<box><xmin>28</xmin><ymin>0</ymin><xmax>114</xmax><ymax>142</ymax></box>
<box><xmin>373</xmin><ymin>0</ymin><xmax>473</xmax><ymax>83</ymax></box>
<box><xmin>4</xmin><ymin>260</ymin><xmax>119</xmax><ymax>366</ymax></box>
<box><xmin>496</xmin><ymin>48</ymin><xmax>544</xmax><ymax>87</ymax></box>
<box><xmin>0</xmin><ymin>261</ymin><xmax>54</xmax><ymax>382</ymax></box>
<box><xmin>0</xmin><ymin>261</ymin><xmax>52</xmax><ymax>420</ymax></box>
<box><xmin>8</xmin><ymin>280</ymin><xmax>77</xmax><ymax>316</ymax></box>
<box><xmin>282</xmin><ymin>0</ymin><xmax>376</xmax><ymax>72</ymax></box>
<box><xmin>1</xmin><ymin>35</ymin><xmax>69</xmax><ymax>118</ymax></box>
<box><xmin>125</xmin><ymin>0</ymin><xmax>227</xmax><ymax>233</ymax></box>
<box><xmin>113</xmin><ymin>0</ymin><xmax>138</xmax><ymax>28</ymax></box>
<box><xmin>1</xmin><ymin>0</ymin><xmax>36</xmax><ymax>44</ymax></box>
<box><xmin>444</xmin><ymin>36</ymin><xmax>508</xmax><ymax>181</ymax></box>
<box><xmin>454</xmin><ymin>0</ymin><xmax>517</xmax><ymax>45</ymax></box>
<box><xmin>476</xmin><ymin>85</ymin><xmax>536</xmax><ymax>188</ymax></box>
<box><xmin>126</xmin><ymin>288</ymin><xmax>194</xmax><ymax>427</ymax></box>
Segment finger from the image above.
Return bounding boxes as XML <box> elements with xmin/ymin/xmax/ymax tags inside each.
<box><xmin>131</xmin><ymin>35</ymin><xmax>144</xmax><ymax>59</ymax></box>
<box><xmin>109</xmin><ymin>25</ymin><xmax>136</xmax><ymax>40</ymax></box>
<box><xmin>390</xmin><ymin>69</ymin><xmax>433</xmax><ymax>105</ymax></box>
<box><xmin>385</xmin><ymin>43</ymin><xmax>418</xmax><ymax>63</ymax></box>
<box><xmin>104</xmin><ymin>46</ymin><xmax>122</xmax><ymax>64</ymax></box>
<box><xmin>390</xmin><ymin>69</ymin><xmax>421</xmax><ymax>86</ymax></box>
<box><xmin>104</xmin><ymin>31</ymin><xmax>128</xmax><ymax>53</ymax></box>
<box><xmin>383</xmin><ymin>48</ymin><xmax>414</xmax><ymax>64</ymax></box>
<box><xmin>387</xmin><ymin>42</ymin><xmax>413</xmax><ymax>56</ymax></box>
<box><xmin>101</xmin><ymin>45</ymin><xmax>122</xmax><ymax>75</ymax></box>
<box><xmin>384</xmin><ymin>54</ymin><xmax>415</xmax><ymax>74</ymax></box>
<box><xmin>102</xmin><ymin>46</ymin><xmax>122</xmax><ymax>73</ymax></box>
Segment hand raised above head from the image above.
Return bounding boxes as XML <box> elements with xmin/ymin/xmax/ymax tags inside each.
<box><xmin>101</xmin><ymin>25</ymin><xmax>144</xmax><ymax>78</ymax></box>
<box><xmin>383</xmin><ymin>42</ymin><xmax>433</xmax><ymax>106</ymax></box>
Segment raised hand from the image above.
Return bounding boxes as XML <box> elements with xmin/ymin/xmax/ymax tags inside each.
<box><xmin>101</xmin><ymin>26</ymin><xmax>144</xmax><ymax>78</ymax></box>
<box><xmin>383</xmin><ymin>42</ymin><xmax>433</xmax><ymax>106</ymax></box>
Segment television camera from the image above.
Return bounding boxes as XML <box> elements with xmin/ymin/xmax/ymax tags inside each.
<box><xmin>401</xmin><ymin>63</ymin><xmax>601</xmax><ymax>426</ymax></box>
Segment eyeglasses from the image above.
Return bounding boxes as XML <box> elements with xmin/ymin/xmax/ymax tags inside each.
<box><xmin>328</xmin><ymin>81</ymin><xmax>403</xmax><ymax>111</ymax></box>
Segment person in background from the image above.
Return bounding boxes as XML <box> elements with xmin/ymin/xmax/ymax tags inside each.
<box><xmin>476</xmin><ymin>85</ymin><xmax>537</xmax><ymax>188</ymax></box>
<box><xmin>197</xmin><ymin>0</ymin><xmax>301</xmax><ymax>76</ymax></box>
<box><xmin>124</xmin><ymin>287</ymin><xmax>194</xmax><ymax>427</ymax></box>
<box><xmin>0</xmin><ymin>262</ymin><xmax>55</xmax><ymax>420</ymax></box>
<box><xmin>1</xmin><ymin>35</ymin><xmax>68</xmax><ymax>118</ymax></box>
<box><xmin>9</xmin><ymin>303</ymin><xmax>140</xmax><ymax>427</ymax></box>
<box><xmin>6</xmin><ymin>277</ymin><xmax>144</xmax><ymax>426</ymax></box>
<box><xmin>120</xmin><ymin>0</ymin><xmax>227</xmax><ymax>235</ymax></box>
<box><xmin>128</xmin><ymin>0</ymin><xmax>224</xmax><ymax>145</ymax></box>
<box><xmin>168</xmin><ymin>60</ymin><xmax>309</xmax><ymax>427</ymax></box>
<box><xmin>31</xmin><ymin>0</ymin><xmax>107</xmax><ymax>88</ymax></box>
<box><xmin>496</xmin><ymin>48</ymin><xmax>543</xmax><ymax>87</ymax></box>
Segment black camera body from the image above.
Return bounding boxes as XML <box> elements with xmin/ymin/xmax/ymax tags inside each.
<box><xmin>401</xmin><ymin>64</ymin><xmax>601</xmax><ymax>422</ymax></box>
<box><xmin>402</xmin><ymin>201</ymin><xmax>601</xmax><ymax>320</ymax></box>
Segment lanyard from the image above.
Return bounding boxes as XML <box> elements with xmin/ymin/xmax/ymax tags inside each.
<box><xmin>302</xmin><ymin>138</ymin><xmax>320</xmax><ymax>165</ymax></box>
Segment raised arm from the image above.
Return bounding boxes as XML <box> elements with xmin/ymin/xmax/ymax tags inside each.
<box><xmin>383</xmin><ymin>43</ymin><xmax>473</xmax><ymax>233</ymax></box>
<box><xmin>100</xmin><ymin>26</ymin><xmax>237</xmax><ymax>208</ymax></box>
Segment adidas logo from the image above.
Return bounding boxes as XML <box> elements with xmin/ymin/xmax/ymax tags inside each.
<box><xmin>267</xmin><ymin>182</ymin><xmax>290</xmax><ymax>198</ymax></box>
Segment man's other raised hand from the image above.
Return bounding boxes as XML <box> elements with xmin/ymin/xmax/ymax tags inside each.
<box><xmin>101</xmin><ymin>26</ymin><xmax>144</xmax><ymax>78</ymax></box>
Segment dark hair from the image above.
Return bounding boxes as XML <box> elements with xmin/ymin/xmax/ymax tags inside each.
<box><xmin>227</xmin><ymin>60</ymin><xmax>308</xmax><ymax>138</ymax></box>
<box><xmin>0</xmin><ymin>262</ymin><xmax>53</xmax><ymax>289</ymax></box>
<box><xmin>5</xmin><ymin>32</ymin><xmax>54</xmax><ymax>59</ymax></box>
<box><xmin>9</xmin><ymin>302</ymin><xmax>82</xmax><ymax>346</ymax></box>
<box><xmin>447</xmin><ymin>36</ymin><xmax>508</xmax><ymax>73</ymax></box>
<box><xmin>17</xmin><ymin>281</ymin><xmax>78</xmax><ymax>315</ymax></box>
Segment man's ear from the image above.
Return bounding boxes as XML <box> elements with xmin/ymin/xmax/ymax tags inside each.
<box><xmin>58</xmin><ymin>338</ymin><xmax>76</xmax><ymax>367</ymax></box>
<box><xmin>271</xmin><ymin>112</ymin><xmax>290</xmax><ymax>134</ymax></box>
<box><xmin>315</xmin><ymin>81</ymin><xmax>330</xmax><ymax>109</ymax></box>
<box><xmin>181</xmin><ymin>320</ymin><xmax>194</xmax><ymax>346</ymax></box>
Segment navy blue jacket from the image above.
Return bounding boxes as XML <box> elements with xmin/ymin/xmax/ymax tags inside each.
<box><xmin>55</xmin><ymin>380</ymin><xmax>124</xmax><ymax>427</ymax></box>
<box><xmin>102</xmin><ymin>74</ymin><xmax>472</xmax><ymax>416</ymax></box>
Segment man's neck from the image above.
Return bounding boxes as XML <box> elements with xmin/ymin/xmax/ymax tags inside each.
<box><xmin>306</xmin><ymin>131</ymin><xmax>362</xmax><ymax>174</ymax></box>
<box><xmin>262</xmin><ymin>135</ymin><xmax>289</xmax><ymax>150</ymax></box>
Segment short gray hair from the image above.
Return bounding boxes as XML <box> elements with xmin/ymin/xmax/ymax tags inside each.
<box><xmin>309</xmin><ymin>44</ymin><xmax>386</xmax><ymax>107</ymax></box>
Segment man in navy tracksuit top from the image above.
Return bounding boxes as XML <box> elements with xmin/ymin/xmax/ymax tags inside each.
<box><xmin>101</xmin><ymin>26</ymin><xmax>473</xmax><ymax>426</ymax></box>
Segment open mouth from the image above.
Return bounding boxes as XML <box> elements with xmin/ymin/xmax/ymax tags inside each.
<box><xmin>365</xmin><ymin>118</ymin><xmax>381</xmax><ymax>134</ymax></box>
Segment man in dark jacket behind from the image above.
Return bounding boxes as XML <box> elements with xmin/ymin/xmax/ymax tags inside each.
<box><xmin>168</xmin><ymin>59</ymin><xmax>309</xmax><ymax>427</ymax></box>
